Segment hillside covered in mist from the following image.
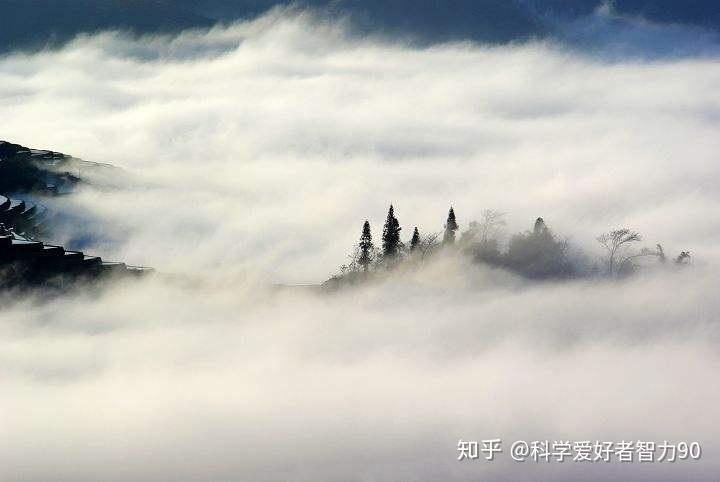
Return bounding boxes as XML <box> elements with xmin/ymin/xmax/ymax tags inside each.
<box><xmin>0</xmin><ymin>140</ymin><xmax>150</xmax><ymax>290</ymax></box>
<box><xmin>1</xmin><ymin>9</ymin><xmax>720</xmax><ymax>481</ymax></box>
<box><xmin>327</xmin><ymin>204</ymin><xmax>693</xmax><ymax>290</ymax></box>
<box><xmin>0</xmin><ymin>137</ymin><xmax>695</xmax><ymax>294</ymax></box>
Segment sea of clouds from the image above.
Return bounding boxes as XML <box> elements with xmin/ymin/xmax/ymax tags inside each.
<box><xmin>0</xmin><ymin>7</ymin><xmax>719</xmax><ymax>482</ymax></box>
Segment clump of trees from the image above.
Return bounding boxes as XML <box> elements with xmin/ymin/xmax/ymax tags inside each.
<box><xmin>327</xmin><ymin>204</ymin><xmax>692</xmax><ymax>288</ymax></box>
<box><xmin>595</xmin><ymin>229</ymin><xmax>691</xmax><ymax>278</ymax></box>
<box><xmin>503</xmin><ymin>217</ymin><xmax>575</xmax><ymax>279</ymax></box>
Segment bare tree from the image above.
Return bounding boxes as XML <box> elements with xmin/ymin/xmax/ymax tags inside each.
<box><xmin>597</xmin><ymin>229</ymin><xmax>661</xmax><ymax>277</ymax></box>
<box><xmin>417</xmin><ymin>231</ymin><xmax>441</xmax><ymax>262</ymax></box>
<box><xmin>656</xmin><ymin>244</ymin><xmax>666</xmax><ymax>263</ymax></box>
<box><xmin>340</xmin><ymin>252</ymin><xmax>360</xmax><ymax>275</ymax></box>
<box><xmin>615</xmin><ymin>246</ymin><xmax>664</xmax><ymax>275</ymax></box>
<box><xmin>478</xmin><ymin>209</ymin><xmax>506</xmax><ymax>243</ymax></box>
<box><xmin>597</xmin><ymin>229</ymin><xmax>641</xmax><ymax>276</ymax></box>
<box><xmin>460</xmin><ymin>210</ymin><xmax>506</xmax><ymax>245</ymax></box>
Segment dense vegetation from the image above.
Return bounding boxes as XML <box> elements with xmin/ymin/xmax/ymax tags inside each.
<box><xmin>326</xmin><ymin>205</ymin><xmax>691</xmax><ymax>288</ymax></box>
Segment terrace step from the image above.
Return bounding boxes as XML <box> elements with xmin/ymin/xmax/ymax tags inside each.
<box><xmin>0</xmin><ymin>193</ymin><xmax>151</xmax><ymax>287</ymax></box>
<box><xmin>10</xmin><ymin>239</ymin><xmax>43</xmax><ymax>255</ymax></box>
<box><xmin>82</xmin><ymin>256</ymin><xmax>102</xmax><ymax>267</ymax></box>
<box><xmin>40</xmin><ymin>245</ymin><xmax>65</xmax><ymax>258</ymax></box>
<box><xmin>0</xmin><ymin>195</ymin><xmax>50</xmax><ymax>239</ymax></box>
<box><xmin>20</xmin><ymin>205</ymin><xmax>37</xmax><ymax>218</ymax></box>
<box><xmin>63</xmin><ymin>250</ymin><xmax>84</xmax><ymax>262</ymax></box>
<box><xmin>100</xmin><ymin>262</ymin><xmax>127</xmax><ymax>274</ymax></box>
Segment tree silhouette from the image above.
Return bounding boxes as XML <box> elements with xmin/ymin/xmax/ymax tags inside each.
<box><xmin>443</xmin><ymin>207</ymin><xmax>458</xmax><ymax>245</ymax></box>
<box><xmin>358</xmin><ymin>220</ymin><xmax>374</xmax><ymax>272</ymax></box>
<box><xmin>505</xmin><ymin>217</ymin><xmax>573</xmax><ymax>279</ymax></box>
<box><xmin>533</xmin><ymin>217</ymin><xmax>548</xmax><ymax>235</ymax></box>
<box><xmin>596</xmin><ymin>228</ymin><xmax>642</xmax><ymax>277</ymax></box>
<box><xmin>410</xmin><ymin>227</ymin><xmax>420</xmax><ymax>251</ymax></box>
<box><xmin>418</xmin><ymin>231</ymin><xmax>441</xmax><ymax>261</ymax></box>
<box><xmin>477</xmin><ymin>209</ymin><xmax>506</xmax><ymax>244</ymax></box>
<box><xmin>676</xmin><ymin>251</ymin><xmax>691</xmax><ymax>264</ymax></box>
<box><xmin>382</xmin><ymin>205</ymin><xmax>402</xmax><ymax>258</ymax></box>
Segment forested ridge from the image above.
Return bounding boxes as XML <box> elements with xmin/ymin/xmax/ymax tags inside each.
<box><xmin>326</xmin><ymin>204</ymin><xmax>692</xmax><ymax>289</ymax></box>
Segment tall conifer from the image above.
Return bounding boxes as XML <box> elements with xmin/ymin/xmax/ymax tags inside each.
<box><xmin>382</xmin><ymin>205</ymin><xmax>402</xmax><ymax>258</ymax></box>
<box><xmin>358</xmin><ymin>220</ymin><xmax>374</xmax><ymax>271</ymax></box>
<box><xmin>410</xmin><ymin>227</ymin><xmax>420</xmax><ymax>251</ymax></box>
<box><xmin>443</xmin><ymin>207</ymin><xmax>458</xmax><ymax>245</ymax></box>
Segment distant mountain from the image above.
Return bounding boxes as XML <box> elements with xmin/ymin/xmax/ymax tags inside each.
<box><xmin>177</xmin><ymin>0</ymin><xmax>720</xmax><ymax>40</ymax></box>
<box><xmin>175</xmin><ymin>0</ymin><xmax>550</xmax><ymax>43</ymax></box>
<box><xmin>319</xmin><ymin>0</ymin><xmax>548</xmax><ymax>43</ymax></box>
<box><xmin>527</xmin><ymin>0</ymin><xmax>720</xmax><ymax>28</ymax></box>
<box><xmin>0</xmin><ymin>0</ymin><xmax>555</xmax><ymax>50</ymax></box>
<box><xmin>0</xmin><ymin>0</ymin><xmax>213</xmax><ymax>52</ymax></box>
<box><xmin>0</xmin><ymin>0</ymin><xmax>719</xmax><ymax>53</ymax></box>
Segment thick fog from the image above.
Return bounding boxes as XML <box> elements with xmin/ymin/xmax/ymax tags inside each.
<box><xmin>0</xmin><ymin>9</ymin><xmax>719</xmax><ymax>482</ymax></box>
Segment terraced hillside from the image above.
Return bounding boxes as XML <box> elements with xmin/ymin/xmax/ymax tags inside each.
<box><xmin>0</xmin><ymin>140</ymin><xmax>124</xmax><ymax>195</ymax></box>
<box><xmin>0</xmin><ymin>140</ymin><xmax>151</xmax><ymax>288</ymax></box>
<box><xmin>0</xmin><ymin>229</ymin><xmax>152</xmax><ymax>290</ymax></box>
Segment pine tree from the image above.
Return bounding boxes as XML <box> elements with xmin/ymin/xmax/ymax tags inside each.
<box><xmin>382</xmin><ymin>204</ymin><xmax>402</xmax><ymax>258</ymax></box>
<box><xmin>410</xmin><ymin>227</ymin><xmax>420</xmax><ymax>251</ymax></box>
<box><xmin>533</xmin><ymin>217</ymin><xmax>548</xmax><ymax>235</ymax></box>
<box><xmin>443</xmin><ymin>207</ymin><xmax>458</xmax><ymax>245</ymax></box>
<box><xmin>358</xmin><ymin>220</ymin><xmax>374</xmax><ymax>272</ymax></box>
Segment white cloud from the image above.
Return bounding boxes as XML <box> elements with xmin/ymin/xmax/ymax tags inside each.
<box><xmin>0</xmin><ymin>10</ymin><xmax>719</xmax><ymax>482</ymax></box>
<box><xmin>2</xmin><ymin>263</ymin><xmax>719</xmax><ymax>481</ymax></box>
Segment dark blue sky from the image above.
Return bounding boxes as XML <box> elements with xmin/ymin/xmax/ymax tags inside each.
<box><xmin>1</xmin><ymin>0</ymin><xmax>719</xmax><ymax>53</ymax></box>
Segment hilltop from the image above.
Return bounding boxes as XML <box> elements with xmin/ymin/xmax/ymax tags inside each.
<box><xmin>0</xmin><ymin>140</ymin><xmax>151</xmax><ymax>290</ymax></box>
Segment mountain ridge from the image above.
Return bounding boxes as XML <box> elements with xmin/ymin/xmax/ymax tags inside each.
<box><xmin>2</xmin><ymin>0</ymin><xmax>719</xmax><ymax>54</ymax></box>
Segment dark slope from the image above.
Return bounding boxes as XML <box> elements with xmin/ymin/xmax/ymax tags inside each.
<box><xmin>0</xmin><ymin>139</ymin><xmax>128</xmax><ymax>241</ymax></box>
<box><xmin>0</xmin><ymin>140</ymin><xmax>151</xmax><ymax>288</ymax></box>
<box><xmin>0</xmin><ymin>140</ymin><xmax>127</xmax><ymax>195</ymax></box>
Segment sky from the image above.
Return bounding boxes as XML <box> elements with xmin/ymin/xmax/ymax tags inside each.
<box><xmin>4</xmin><ymin>0</ymin><xmax>720</xmax><ymax>54</ymax></box>
<box><xmin>1</xmin><ymin>4</ymin><xmax>719</xmax><ymax>482</ymax></box>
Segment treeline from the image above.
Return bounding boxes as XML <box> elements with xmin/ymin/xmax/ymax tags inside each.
<box><xmin>326</xmin><ymin>205</ymin><xmax>691</xmax><ymax>287</ymax></box>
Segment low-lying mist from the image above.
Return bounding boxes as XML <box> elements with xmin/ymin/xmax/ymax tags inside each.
<box><xmin>2</xmin><ymin>263</ymin><xmax>719</xmax><ymax>481</ymax></box>
<box><xmin>1</xmin><ymin>8</ymin><xmax>719</xmax><ymax>482</ymax></box>
<box><xmin>1</xmin><ymin>9</ymin><xmax>719</xmax><ymax>282</ymax></box>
